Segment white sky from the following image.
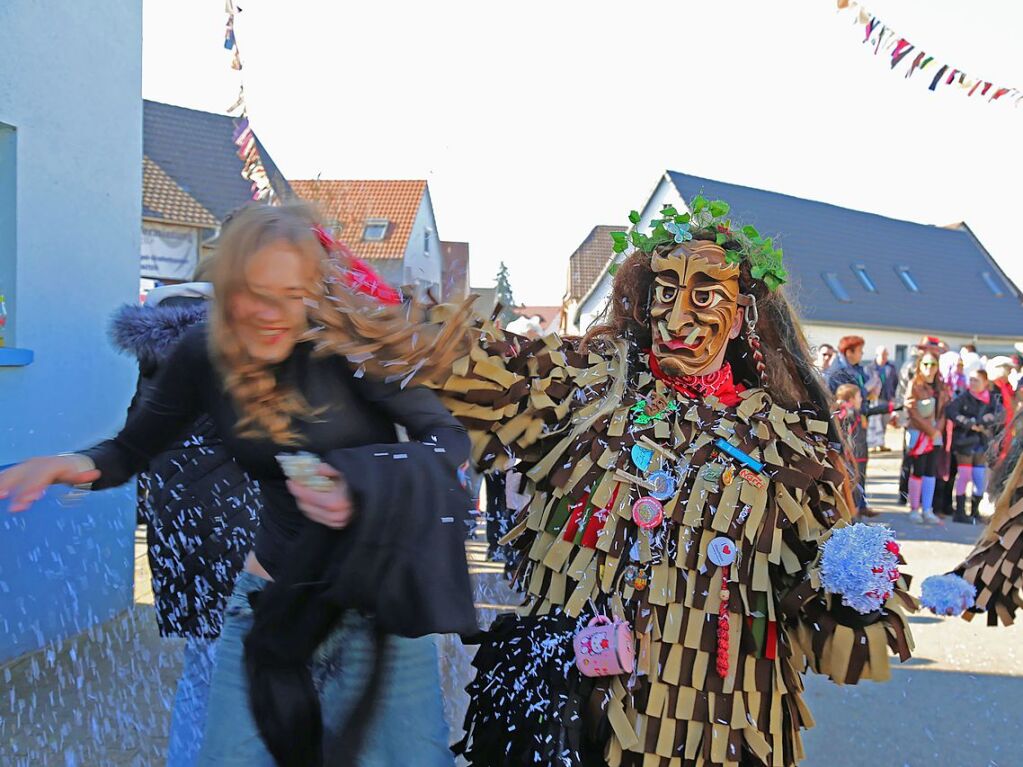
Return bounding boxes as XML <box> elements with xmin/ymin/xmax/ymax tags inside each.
<box><xmin>142</xmin><ymin>0</ymin><xmax>1023</xmax><ymax>306</ymax></box>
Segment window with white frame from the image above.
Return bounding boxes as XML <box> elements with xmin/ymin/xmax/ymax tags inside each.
<box><xmin>362</xmin><ymin>219</ymin><xmax>389</xmax><ymax>241</ymax></box>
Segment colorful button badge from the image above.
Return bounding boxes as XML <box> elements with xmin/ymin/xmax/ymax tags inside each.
<box><xmin>647</xmin><ymin>470</ymin><xmax>676</xmax><ymax>501</ymax></box>
<box><xmin>707</xmin><ymin>536</ymin><xmax>737</xmax><ymax>567</ymax></box>
<box><xmin>632</xmin><ymin>496</ymin><xmax>664</xmax><ymax>530</ymax></box>
<box><xmin>630</xmin><ymin>444</ymin><xmax>654</xmax><ymax>472</ymax></box>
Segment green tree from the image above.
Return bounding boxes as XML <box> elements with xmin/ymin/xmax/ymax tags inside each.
<box><xmin>494</xmin><ymin>261</ymin><xmax>518</xmax><ymax>325</ymax></box>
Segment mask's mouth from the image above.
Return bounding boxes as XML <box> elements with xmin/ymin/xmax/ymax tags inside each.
<box><xmin>658</xmin><ymin>323</ymin><xmax>703</xmax><ymax>351</ymax></box>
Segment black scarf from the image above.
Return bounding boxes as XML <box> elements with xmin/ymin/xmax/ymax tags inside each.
<box><xmin>243</xmin><ymin>441</ymin><xmax>478</xmax><ymax>766</ymax></box>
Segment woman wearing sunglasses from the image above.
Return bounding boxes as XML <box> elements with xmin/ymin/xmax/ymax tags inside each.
<box><xmin>905</xmin><ymin>352</ymin><xmax>950</xmax><ymax>523</ymax></box>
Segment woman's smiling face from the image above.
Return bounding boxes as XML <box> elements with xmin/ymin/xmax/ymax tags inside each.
<box><xmin>227</xmin><ymin>240</ymin><xmax>318</xmax><ymax>363</ymax></box>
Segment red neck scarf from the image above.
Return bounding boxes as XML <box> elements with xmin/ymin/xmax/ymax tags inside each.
<box><xmin>647</xmin><ymin>352</ymin><xmax>745</xmax><ymax>406</ymax></box>
<box><xmin>970</xmin><ymin>388</ymin><xmax>991</xmax><ymax>405</ymax></box>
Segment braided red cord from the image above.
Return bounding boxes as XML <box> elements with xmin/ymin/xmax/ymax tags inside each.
<box><xmin>716</xmin><ymin>565</ymin><xmax>731</xmax><ymax>677</ymax></box>
<box><xmin>747</xmin><ymin>330</ymin><xmax>769</xmax><ymax>389</ymax></box>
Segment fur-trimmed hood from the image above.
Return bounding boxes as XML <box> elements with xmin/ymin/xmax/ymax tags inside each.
<box><xmin>110</xmin><ymin>294</ymin><xmax>208</xmax><ymax>368</ymax></box>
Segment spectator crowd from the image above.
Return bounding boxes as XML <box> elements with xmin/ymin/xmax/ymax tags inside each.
<box><xmin>817</xmin><ymin>335</ymin><xmax>1022</xmax><ymax>524</ymax></box>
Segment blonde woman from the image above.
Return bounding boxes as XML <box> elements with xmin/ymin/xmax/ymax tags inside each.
<box><xmin>905</xmin><ymin>352</ymin><xmax>951</xmax><ymax>524</ymax></box>
<box><xmin>0</xmin><ymin>204</ymin><xmax>474</xmax><ymax>766</ymax></box>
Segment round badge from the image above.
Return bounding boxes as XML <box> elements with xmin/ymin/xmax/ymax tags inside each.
<box><xmin>648</xmin><ymin>470</ymin><xmax>676</xmax><ymax>501</ymax></box>
<box><xmin>632</xmin><ymin>496</ymin><xmax>664</xmax><ymax>530</ymax></box>
<box><xmin>622</xmin><ymin>565</ymin><xmax>638</xmax><ymax>584</ymax></box>
<box><xmin>630</xmin><ymin>444</ymin><xmax>654</xmax><ymax>472</ymax></box>
<box><xmin>707</xmin><ymin>536</ymin><xmax>737</xmax><ymax>567</ymax></box>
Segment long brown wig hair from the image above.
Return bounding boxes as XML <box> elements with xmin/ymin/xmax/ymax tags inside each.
<box><xmin>209</xmin><ymin>202</ymin><xmax>472</xmax><ymax>444</ymax></box>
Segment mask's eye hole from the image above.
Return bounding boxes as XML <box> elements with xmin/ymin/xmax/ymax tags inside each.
<box><xmin>692</xmin><ymin>288</ymin><xmax>724</xmax><ymax>309</ymax></box>
<box><xmin>655</xmin><ymin>284</ymin><xmax>677</xmax><ymax>303</ymax></box>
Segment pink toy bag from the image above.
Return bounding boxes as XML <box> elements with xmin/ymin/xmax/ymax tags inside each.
<box><xmin>572</xmin><ymin>615</ymin><xmax>635</xmax><ymax>678</ymax></box>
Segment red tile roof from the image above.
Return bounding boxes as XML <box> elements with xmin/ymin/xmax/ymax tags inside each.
<box><xmin>289</xmin><ymin>179</ymin><xmax>427</xmax><ymax>260</ymax></box>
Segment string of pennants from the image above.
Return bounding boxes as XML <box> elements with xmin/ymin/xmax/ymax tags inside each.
<box><xmin>223</xmin><ymin>1</ymin><xmax>275</xmax><ymax>201</ymax></box>
<box><xmin>836</xmin><ymin>0</ymin><xmax>1022</xmax><ymax>108</ymax></box>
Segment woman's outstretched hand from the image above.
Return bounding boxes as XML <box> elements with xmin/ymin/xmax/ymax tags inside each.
<box><xmin>287</xmin><ymin>463</ymin><xmax>354</xmax><ymax>529</ymax></box>
<box><xmin>0</xmin><ymin>455</ymin><xmax>101</xmax><ymax>512</ymax></box>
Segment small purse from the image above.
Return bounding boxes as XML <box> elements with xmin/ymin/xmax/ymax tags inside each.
<box><xmin>572</xmin><ymin>615</ymin><xmax>635</xmax><ymax>677</ymax></box>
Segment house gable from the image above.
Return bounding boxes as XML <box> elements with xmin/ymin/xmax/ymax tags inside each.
<box><xmin>143</xmin><ymin>100</ymin><xmax>291</xmax><ymax>221</ymax></box>
<box><xmin>289</xmin><ymin>179</ymin><xmax>427</xmax><ymax>262</ymax></box>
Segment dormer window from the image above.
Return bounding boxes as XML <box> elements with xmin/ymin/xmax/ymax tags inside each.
<box><xmin>981</xmin><ymin>271</ymin><xmax>1006</xmax><ymax>298</ymax></box>
<box><xmin>851</xmin><ymin>264</ymin><xmax>877</xmax><ymax>292</ymax></box>
<box><xmin>895</xmin><ymin>266</ymin><xmax>920</xmax><ymax>293</ymax></box>
<box><xmin>362</xmin><ymin>219</ymin><xmax>389</xmax><ymax>241</ymax></box>
<box><xmin>821</xmin><ymin>272</ymin><xmax>852</xmax><ymax>303</ymax></box>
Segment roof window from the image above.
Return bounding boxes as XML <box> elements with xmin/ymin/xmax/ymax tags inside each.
<box><xmin>821</xmin><ymin>272</ymin><xmax>852</xmax><ymax>303</ymax></box>
<box><xmin>980</xmin><ymin>271</ymin><xmax>1006</xmax><ymax>298</ymax></box>
<box><xmin>362</xmin><ymin>219</ymin><xmax>389</xmax><ymax>241</ymax></box>
<box><xmin>895</xmin><ymin>266</ymin><xmax>920</xmax><ymax>293</ymax></box>
<box><xmin>851</xmin><ymin>264</ymin><xmax>877</xmax><ymax>292</ymax></box>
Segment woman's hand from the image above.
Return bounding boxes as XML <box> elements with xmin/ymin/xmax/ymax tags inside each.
<box><xmin>286</xmin><ymin>463</ymin><xmax>354</xmax><ymax>529</ymax></box>
<box><xmin>0</xmin><ymin>455</ymin><xmax>101</xmax><ymax>513</ymax></box>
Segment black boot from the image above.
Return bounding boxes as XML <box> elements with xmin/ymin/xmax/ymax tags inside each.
<box><xmin>970</xmin><ymin>495</ymin><xmax>983</xmax><ymax>524</ymax></box>
<box><xmin>953</xmin><ymin>495</ymin><xmax>969</xmax><ymax>524</ymax></box>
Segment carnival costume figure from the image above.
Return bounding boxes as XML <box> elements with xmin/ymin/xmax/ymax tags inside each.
<box><xmin>432</xmin><ymin>199</ymin><xmax>916</xmax><ymax>767</ymax></box>
<box><xmin>924</xmin><ymin>413</ymin><xmax>1023</xmax><ymax>624</ymax></box>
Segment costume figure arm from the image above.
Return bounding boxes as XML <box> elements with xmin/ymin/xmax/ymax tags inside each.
<box><xmin>434</xmin><ymin>320</ymin><xmax>623</xmax><ymax>477</ymax></box>
<box><xmin>770</xmin><ymin>416</ymin><xmax>915</xmax><ymax>684</ymax></box>
<box><xmin>956</xmin><ymin>484</ymin><xmax>1023</xmax><ymax>626</ymax></box>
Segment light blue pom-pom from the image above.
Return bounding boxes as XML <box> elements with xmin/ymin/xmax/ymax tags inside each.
<box><xmin>820</xmin><ymin>523</ymin><xmax>901</xmax><ymax>614</ymax></box>
<box><xmin>920</xmin><ymin>574</ymin><xmax>976</xmax><ymax>616</ymax></box>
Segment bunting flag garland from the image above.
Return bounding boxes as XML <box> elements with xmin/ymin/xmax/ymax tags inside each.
<box><xmin>223</xmin><ymin>0</ymin><xmax>276</xmax><ymax>202</ymax></box>
<box><xmin>836</xmin><ymin>0</ymin><xmax>1022</xmax><ymax>108</ymax></box>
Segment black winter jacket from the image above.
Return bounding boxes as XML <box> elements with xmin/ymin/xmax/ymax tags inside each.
<box><xmin>110</xmin><ymin>287</ymin><xmax>260</xmax><ymax>639</ymax></box>
<box><xmin>947</xmin><ymin>389</ymin><xmax>1003</xmax><ymax>456</ymax></box>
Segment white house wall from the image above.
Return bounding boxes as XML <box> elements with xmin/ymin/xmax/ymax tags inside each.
<box><xmin>804</xmin><ymin>323</ymin><xmax>1019</xmax><ymax>367</ymax></box>
<box><xmin>403</xmin><ymin>187</ymin><xmax>443</xmax><ymax>290</ymax></box>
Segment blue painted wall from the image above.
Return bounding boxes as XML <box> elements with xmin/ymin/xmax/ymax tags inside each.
<box><xmin>0</xmin><ymin>1</ymin><xmax>142</xmax><ymax>662</ymax></box>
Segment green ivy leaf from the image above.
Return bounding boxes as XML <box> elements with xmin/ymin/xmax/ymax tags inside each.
<box><xmin>724</xmin><ymin>249</ymin><xmax>742</xmax><ymax>264</ymax></box>
<box><xmin>612</xmin><ymin>240</ymin><xmax>626</xmax><ymax>254</ymax></box>
<box><xmin>692</xmin><ymin>196</ymin><xmax>708</xmax><ymax>215</ymax></box>
<box><xmin>661</xmin><ymin>205</ymin><xmax>678</xmax><ymax>218</ymax></box>
<box><xmin>751</xmin><ymin>264</ymin><xmax>766</xmax><ymax>279</ymax></box>
<box><xmin>677</xmin><ymin>213</ymin><xmax>691</xmax><ymax>224</ymax></box>
<box><xmin>608</xmin><ymin>262</ymin><xmax>619</xmax><ymax>276</ymax></box>
<box><xmin>742</xmin><ymin>225</ymin><xmax>759</xmax><ymax>239</ymax></box>
<box><xmin>709</xmin><ymin>200</ymin><xmax>730</xmax><ymax>218</ymax></box>
<box><xmin>715</xmin><ymin>232</ymin><xmax>727</xmax><ymax>245</ymax></box>
<box><xmin>628</xmin><ymin>210</ymin><xmax>641</xmax><ymax>225</ymax></box>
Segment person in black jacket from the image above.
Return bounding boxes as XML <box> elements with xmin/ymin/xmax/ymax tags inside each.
<box><xmin>0</xmin><ymin>203</ymin><xmax>476</xmax><ymax>767</ymax></box>
<box><xmin>947</xmin><ymin>369</ymin><xmax>1003</xmax><ymax>524</ymax></box>
<box><xmin>109</xmin><ymin>275</ymin><xmax>260</xmax><ymax>767</ymax></box>
<box><xmin>834</xmin><ymin>383</ymin><xmax>899</xmax><ymax>518</ymax></box>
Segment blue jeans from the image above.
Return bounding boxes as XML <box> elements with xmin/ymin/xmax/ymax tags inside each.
<box><xmin>198</xmin><ymin>571</ymin><xmax>453</xmax><ymax>766</ymax></box>
<box><xmin>167</xmin><ymin>638</ymin><xmax>217</xmax><ymax>767</ymax></box>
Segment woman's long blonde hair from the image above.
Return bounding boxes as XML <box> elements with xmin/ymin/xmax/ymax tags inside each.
<box><xmin>209</xmin><ymin>202</ymin><xmax>472</xmax><ymax>444</ymax></box>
